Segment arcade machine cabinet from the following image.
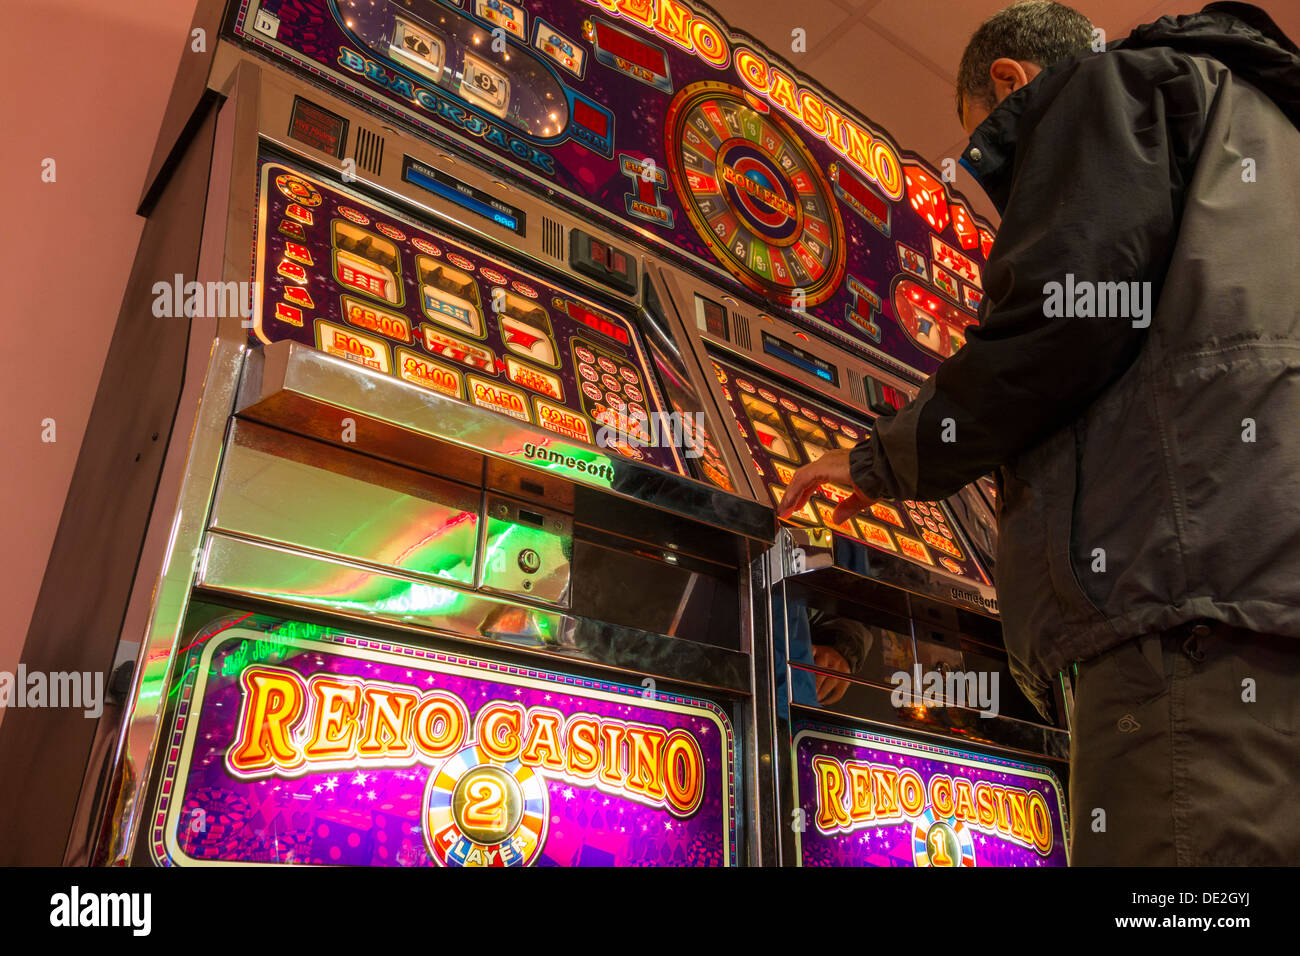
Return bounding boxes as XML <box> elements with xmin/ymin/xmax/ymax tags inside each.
<box><xmin>1</xmin><ymin>4</ymin><xmax>776</xmax><ymax>866</ymax></box>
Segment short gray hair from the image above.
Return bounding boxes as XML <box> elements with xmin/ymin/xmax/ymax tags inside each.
<box><xmin>956</xmin><ymin>1</ymin><xmax>1094</xmax><ymax>121</ymax></box>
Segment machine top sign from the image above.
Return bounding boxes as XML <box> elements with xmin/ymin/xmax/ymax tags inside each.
<box><xmin>232</xmin><ymin>0</ymin><xmax>994</xmax><ymax>379</ymax></box>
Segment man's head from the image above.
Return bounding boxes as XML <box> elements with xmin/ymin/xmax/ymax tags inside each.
<box><xmin>957</xmin><ymin>1</ymin><xmax>1095</xmax><ymax>135</ymax></box>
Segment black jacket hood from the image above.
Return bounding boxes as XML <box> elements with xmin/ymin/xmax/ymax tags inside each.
<box><xmin>963</xmin><ymin>3</ymin><xmax>1300</xmax><ymax>214</ymax></box>
<box><xmin>1115</xmin><ymin>3</ymin><xmax>1300</xmax><ymax>129</ymax></box>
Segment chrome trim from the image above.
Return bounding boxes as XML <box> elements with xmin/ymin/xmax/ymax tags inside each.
<box><xmin>195</xmin><ymin>531</ymin><xmax>753</xmax><ymax>695</ymax></box>
<box><xmin>94</xmin><ymin>64</ymin><xmax>265</xmax><ymax>867</ymax></box>
<box><xmin>789</xmin><ymin>692</ymin><xmax>1071</xmax><ymax>765</ymax></box>
<box><xmin>786</xmin><ymin>525</ymin><xmax>1000</xmax><ymax>619</ymax></box>
<box><xmin>237</xmin><ymin>340</ymin><xmax>774</xmax><ymax>543</ymax></box>
<box><xmin>101</xmin><ymin>342</ymin><xmax>247</xmax><ymax>866</ymax></box>
<box><xmin>211</xmin><ymin>418</ymin><xmax>484</xmax><ymax>587</ymax></box>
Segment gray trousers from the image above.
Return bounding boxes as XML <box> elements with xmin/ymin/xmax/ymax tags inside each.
<box><xmin>1069</xmin><ymin>621</ymin><xmax>1300</xmax><ymax>865</ymax></box>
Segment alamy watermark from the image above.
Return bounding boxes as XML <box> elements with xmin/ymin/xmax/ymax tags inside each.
<box><xmin>595</xmin><ymin>410</ymin><xmax>706</xmax><ymax>457</ymax></box>
<box><xmin>1042</xmin><ymin>274</ymin><xmax>1151</xmax><ymax>328</ymax></box>
<box><xmin>0</xmin><ymin>665</ymin><xmax>103</xmax><ymax>718</ymax></box>
<box><xmin>152</xmin><ymin>274</ymin><xmax>257</xmax><ymax>322</ymax></box>
<box><xmin>50</xmin><ymin>887</ymin><xmax>150</xmax><ymax>936</ymax></box>
<box><xmin>891</xmin><ymin>664</ymin><xmax>1000</xmax><ymax>718</ymax></box>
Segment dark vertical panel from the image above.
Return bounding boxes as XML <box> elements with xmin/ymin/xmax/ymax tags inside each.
<box><xmin>138</xmin><ymin>0</ymin><xmax>227</xmax><ymax>211</ymax></box>
<box><xmin>0</xmin><ymin>107</ymin><xmax>219</xmax><ymax>865</ymax></box>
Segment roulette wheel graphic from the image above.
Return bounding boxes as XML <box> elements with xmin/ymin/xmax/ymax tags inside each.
<box><xmin>664</xmin><ymin>82</ymin><xmax>847</xmax><ymax>309</ymax></box>
<box><xmin>911</xmin><ymin>807</ymin><xmax>977</xmax><ymax>867</ymax></box>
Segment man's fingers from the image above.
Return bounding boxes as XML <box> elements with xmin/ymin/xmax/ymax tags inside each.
<box><xmin>831</xmin><ymin>490</ymin><xmax>873</xmax><ymax>525</ymax></box>
<box><xmin>778</xmin><ymin>464</ymin><xmax>826</xmax><ymax>517</ymax></box>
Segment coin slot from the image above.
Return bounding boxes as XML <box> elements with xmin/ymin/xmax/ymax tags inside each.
<box><xmin>518</xmin><ymin>508</ymin><xmax>545</xmax><ymax>527</ymax></box>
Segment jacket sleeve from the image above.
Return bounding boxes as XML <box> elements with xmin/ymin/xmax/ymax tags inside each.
<box><xmin>849</xmin><ymin>52</ymin><xmax>1201</xmax><ymax>502</ymax></box>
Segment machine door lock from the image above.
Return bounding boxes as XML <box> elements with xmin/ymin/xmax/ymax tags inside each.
<box><xmin>478</xmin><ymin>495</ymin><xmax>572</xmax><ymax>606</ymax></box>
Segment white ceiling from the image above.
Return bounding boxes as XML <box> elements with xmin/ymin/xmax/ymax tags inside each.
<box><xmin>703</xmin><ymin>0</ymin><xmax>1300</xmax><ymax>223</ymax></box>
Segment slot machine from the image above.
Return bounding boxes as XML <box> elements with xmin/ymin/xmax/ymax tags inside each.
<box><xmin>634</xmin><ymin>33</ymin><xmax>1073</xmax><ymax>868</ymax></box>
<box><xmin>5</xmin><ymin>0</ymin><xmax>1070</xmax><ymax>868</ymax></box>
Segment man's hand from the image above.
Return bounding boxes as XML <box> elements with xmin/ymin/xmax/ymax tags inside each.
<box><xmin>776</xmin><ymin>447</ymin><xmax>876</xmax><ymax>525</ymax></box>
<box><xmin>812</xmin><ymin>645</ymin><xmax>852</xmax><ymax>705</ymax></box>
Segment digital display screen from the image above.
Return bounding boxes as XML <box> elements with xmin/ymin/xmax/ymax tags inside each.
<box><xmin>697</xmin><ymin>296</ymin><xmax>729</xmax><ymax>341</ymax></box>
<box><xmin>573</xmin><ymin>99</ymin><xmax>609</xmax><ymax>137</ymax></box>
<box><xmin>403</xmin><ymin>157</ymin><xmax>526</xmax><ymax>235</ymax></box>
<box><xmin>594</xmin><ymin>20</ymin><xmax>668</xmax><ymax>76</ymax></box>
<box><xmin>288</xmin><ymin>96</ymin><xmax>348</xmax><ymax>158</ymax></box>
<box><xmin>834</xmin><ymin>165</ymin><xmax>890</xmax><ymax>226</ymax></box>
<box><xmin>761</xmin><ymin>332</ymin><xmax>838</xmax><ymax>386</ymax></box>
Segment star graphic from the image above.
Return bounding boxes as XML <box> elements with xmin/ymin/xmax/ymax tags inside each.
<box><xmin>324</xmin><ymin>776</ymin><xmax>338</xmax><ymax>792</ymax></box>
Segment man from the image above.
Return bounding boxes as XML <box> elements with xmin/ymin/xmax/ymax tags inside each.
<box><xmin>780</xmin><ymin>1</ymin><xmax>1300</xmax><ymax>865</ymax></box>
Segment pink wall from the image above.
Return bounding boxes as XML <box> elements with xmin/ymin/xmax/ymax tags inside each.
<box><xmin>0</xmin><ymin>1</ymin><xmax>197</xmax><ymax>723</ymax></box>
<box><xmin>4</xmin><ymin>0</ymin><xmax>1297</xmax><ymax>729</ymax></box>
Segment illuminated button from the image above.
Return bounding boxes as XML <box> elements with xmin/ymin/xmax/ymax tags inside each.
<box><xmin>274</xmin><ymin>302</ymin><xmax>303</xmax><ymax>326</ymax></box>
<box><xmin>769</xmin><ymin>484</ymin><xmax>817</xmax><ymax>524</ymax></box>
<box><xmin>569</xmin><ymin>229</ymin><xmax>637</xmax><ymax>294</ymax></box>
<box><xmin>896</xmin><ymin>533</ymin><xmax>934</xmax><ymax>565</ymax></box>
<box><xmin>869</xmin><ymin>502</ymin><xmax>905</xmax><ymax>528</ymax></box>
<box><xmin>283</xmin><ymin>242</ymin><xmax>314</xmax><ymax>266</ymax></box>
<box><xmin>277</xmin><ymin>259</ymin><xmax>308</xmax><ymax>283</ymax></box>
<box><xmin>283</xmin><ymin>286</ymin><xmax>315</xmax><ymax>308</ymax></box>
<box><xmin>855</xmin><ymin>519</ymin><xmax>898</xmax><ymax>551</ymax></box>
<box><xmin>865</xmin><ymin>377</ymin><xmax>896</xmax><ymax>415</ymax></box>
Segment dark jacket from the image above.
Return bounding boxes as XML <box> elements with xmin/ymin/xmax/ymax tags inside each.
<box><xmin>849</xmin><ymin>3</ymin><xmax>1300</xmax><ymax>715</ymax></box>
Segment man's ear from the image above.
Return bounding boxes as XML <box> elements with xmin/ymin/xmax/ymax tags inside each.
<box><xmin>988</xmin><ymin>57</ymin><xmax>1033</xmax><ymax>103</ymax></box>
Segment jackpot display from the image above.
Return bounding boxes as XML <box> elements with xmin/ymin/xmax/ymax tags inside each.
<box><xmin>155</xmin><ymin>621</ymin><xmax>735</xmax><ymax>866</ymax></box>
<box><xmin>795</xmin><ymin>723</ymin><xmax>1068</xmax><ymax>867</ymax></box>
<box><xmin>232</xmin><ymin>0</ymin><xmax>993</xmax><ymax>379</ymax></box>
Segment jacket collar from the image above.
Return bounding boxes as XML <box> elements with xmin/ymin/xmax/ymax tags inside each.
<box><xmin>960</xmin><ymin>79</ymin><xmax>1038</xmax><ymax>216</ymax></box>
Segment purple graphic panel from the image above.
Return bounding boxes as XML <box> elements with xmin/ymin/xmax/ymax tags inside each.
<box><xmin>153</xmin><ymin>623</ymin><xmax>735</xmax><ymax>866</ymax></box>
<box><xmin>232</xmin><ymin>0</ymin><xmax>994</xmax><ymax>379</ymax></box>
<box><xmin>794</xmin><ymin>722</ymin><xmax>1068</xmax><ymax>867</ymax></box>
